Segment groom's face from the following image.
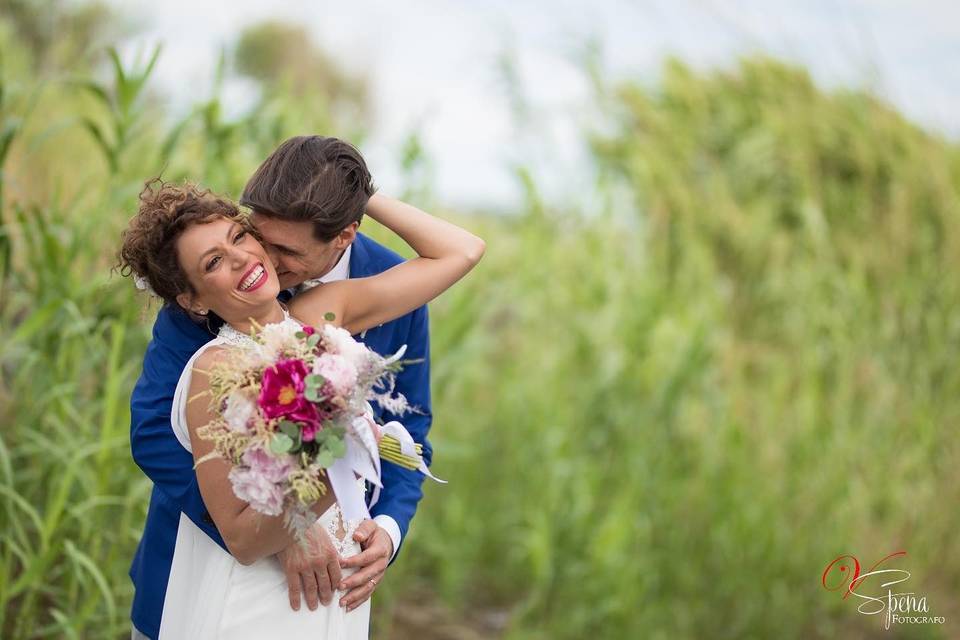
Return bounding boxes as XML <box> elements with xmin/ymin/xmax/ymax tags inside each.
<box><xmin>250</xmin><ymin>213</ymin><xmax>357</xmax><ymax>290</ymax></box>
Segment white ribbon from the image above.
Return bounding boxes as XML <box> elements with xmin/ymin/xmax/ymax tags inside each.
<box><xmin>380</xmin><ymin>421</ymin><xmax>446</xmax><ymax>484</ymax></box>
<box><xmin>325</xmin><ymin>406</ymin><xmax>444</xmax><ymax>522</ymax></box>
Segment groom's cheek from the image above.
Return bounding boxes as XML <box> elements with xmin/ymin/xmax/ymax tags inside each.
<box><xmin>264</xmin><ymin>246</ymin><xmax>281</xmax><ymax>270</ymax></box>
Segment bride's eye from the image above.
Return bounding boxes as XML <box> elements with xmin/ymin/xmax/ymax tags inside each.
<box><xmin>234</xmin><ymin>230</ymin><xmax>247</xmax><ymax>243</ymax></box>
<box><xmin>206</xmin><ymin>256</ymin><xmax>221</xmax><ymax>272</ymax></box>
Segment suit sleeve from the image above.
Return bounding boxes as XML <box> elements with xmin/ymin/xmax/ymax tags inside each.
<box><xmin>129</xmin><ymin>307</ymin><xmax>228</xmax><ymax>551</ymax></box>
<box><xmin>369</xmin><ymin>304</ymin><xmax>433</xmax><ymax>562</ymax></box>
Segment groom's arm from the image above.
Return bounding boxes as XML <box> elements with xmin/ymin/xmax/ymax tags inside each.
<box><xmin>130</xmin><ymin>307</ymin><xmax>228</xmax><ymax>551</ymax></box>
<box><xmin>369</xmin><ymin>303</ymin><xmax>433</xmax><ymax>563</ymax></box>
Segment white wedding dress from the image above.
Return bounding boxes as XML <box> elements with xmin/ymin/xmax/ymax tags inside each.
<box><xmin>158</xmin><ymin>311</ymin><xmax>370</xmax><ymax>639</ymax></box>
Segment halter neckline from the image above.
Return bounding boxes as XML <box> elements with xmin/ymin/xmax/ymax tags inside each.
<box><xmin>216</xmin><ymin>304</ymin><xmax>295</xmax><ymax>348</ymax></box>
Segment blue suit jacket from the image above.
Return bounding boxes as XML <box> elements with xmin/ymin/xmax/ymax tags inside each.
<box><xmin>128</xmin><ymin>233</ymin><xmax>432</xmax><ymax>639</ymax></box>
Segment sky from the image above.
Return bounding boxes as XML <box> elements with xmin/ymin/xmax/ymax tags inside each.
<box><xmin>107</xmin><ymin>0</ymin><xmax>960</xmax><ymax>210</ymax></box>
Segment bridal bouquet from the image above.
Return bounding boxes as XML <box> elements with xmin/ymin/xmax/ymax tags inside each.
<box><xmin>195</xmin><ymin>315</ymin><xmax>436</xmax><ymax>537</ymax></box>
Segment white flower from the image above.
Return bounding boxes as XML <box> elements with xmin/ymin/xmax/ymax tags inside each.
<box><xmin>373</xmin><ymin>390</ymin><xmax>410</xmax><ymax>416</ymax></box>
<box><xmin>223</xmin><ymin>391</ymin><xmax>255</xmax><ymax>433</ymax></box>
<box><xmin>257</xmin><ymin>321</ymin><xmax>301</xmax><ymax>361</ymax></box>
<box><xmin>313</xmin><ymin>353</ymin><xmax>358</xmax><ymax>397</ymax></box>
<box><xmin>134</xmin><ymin>274</ymin><xmax>157</xmax><ymax>297</ymax></box>
<box><xmin>320</xmin><ymin>324</ymin><xmax>370</xmax><ymax>365</ymax></box>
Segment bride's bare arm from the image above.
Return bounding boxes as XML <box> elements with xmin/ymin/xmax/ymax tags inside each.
<box><xmin>185</xmin><ymin>347</ymin><xmax>336</xmax><ymax>565</ymax></box>
<box><xmin>289</xmin><ymin>194</ymin><xmax>485</xmax><ymax>334</ymax></box>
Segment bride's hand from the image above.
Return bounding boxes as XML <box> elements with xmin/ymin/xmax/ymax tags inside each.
<box><xmin>276</xmin><ymin>523</ymin><xmax>342</xmax><ymax>611</ymax></box>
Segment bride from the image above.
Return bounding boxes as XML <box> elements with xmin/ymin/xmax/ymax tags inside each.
<box><xmin>119</xmin><ymin>179</ymin><xmax>484</xmax><ymax>638</ymax></box>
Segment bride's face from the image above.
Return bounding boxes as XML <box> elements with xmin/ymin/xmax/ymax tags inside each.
<box><xmin>175</xmin><ymin>216</ymin><xmax>281</xmax><ymax>320</ymax></box>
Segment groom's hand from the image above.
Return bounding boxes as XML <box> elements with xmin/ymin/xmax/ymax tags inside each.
<box><xmin>276</xmin><ymin>524</ymin><xmax>342</xmax><ymax>611</ymax></box>
<box><xmin>338</xmin><ymin>519</ymin><xmax>394</xmax><ymax>611</ymax></box>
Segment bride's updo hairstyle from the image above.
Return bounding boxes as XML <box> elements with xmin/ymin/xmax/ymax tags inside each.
<box><xmin>118</xmin><ymin>178</ymin><xmax>249</xmax><ymax>311</ymax></box>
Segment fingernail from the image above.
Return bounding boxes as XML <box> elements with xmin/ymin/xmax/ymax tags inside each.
<box><xmin>338</xmin><ymin>582</ymin><xmax>346</xmax><ymax>590</ymax></box>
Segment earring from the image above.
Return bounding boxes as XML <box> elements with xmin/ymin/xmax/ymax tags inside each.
<box><xmin>198</xmin><ymin>309</ymin><xmax>208</xmax><ymax>316</ymax></box>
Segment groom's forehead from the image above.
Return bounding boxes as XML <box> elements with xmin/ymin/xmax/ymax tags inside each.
<box><xmin>250</xmin><ymin>213</ymin><xmax>315</xmax><ymax>249</ymax></box>
<box><xmin>251</xmin><ymin>213</ymin><xmax>298</xmax><ymax>236</ymax></box>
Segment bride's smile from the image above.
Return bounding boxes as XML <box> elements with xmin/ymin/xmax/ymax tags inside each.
<box><xmin>237</xmin><ymin>262</ymin><xmax>267</xmax><ymax>292</ymax></box>
<box><xmin>174</xmin><ymin>217</ymin><xmax>284</xmax><ymax>330</ymax></box>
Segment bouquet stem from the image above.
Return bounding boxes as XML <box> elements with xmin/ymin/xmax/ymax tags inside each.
<box><xmin>378</xmin><ymin>435</ymin><xmax>424</xmax><ymax>470</ymax></box>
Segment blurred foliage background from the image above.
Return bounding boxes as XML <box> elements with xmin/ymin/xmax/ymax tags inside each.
<box><xmin>1</xmin><ymin>1</ymin><xmax>959</xmax><ymax>638</ymax></box>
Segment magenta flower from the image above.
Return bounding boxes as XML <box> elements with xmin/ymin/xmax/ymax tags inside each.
<box><xmin>301</xmin><ymin>421</ymin><xmax>320</xmax><ymax>442</ymax></box>
<box><xmin>258</xmin><ymin>359</ymin><xmax>319</xmax><ymax>434</ymax></box>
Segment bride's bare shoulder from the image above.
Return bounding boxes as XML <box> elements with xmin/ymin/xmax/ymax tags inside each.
<box><xmin>287</xmin><ymin>280</ymin><xmax>349</xmax><ymax>327</ymax></box>
<box><xmin>193</xmin><ymin>344</ymin><xmax>229</xmax><ymax>373</ymax></box>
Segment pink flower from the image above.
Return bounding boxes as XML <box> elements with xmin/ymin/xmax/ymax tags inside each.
<box><xmin>301</xmin><ymin>325</ymin><xmax>316</xmax><ymax>336</ymax></box>
<box><xmin>242</xmin><ymin>446</ymin><xmax>293</xmax><ymax>482</ymax></box>
<box><xmin>227</xmin><ymin>447</ymin><xmax>292</xmax><ymax>516</ymax></box>
<box><xmin>258</xmin><ymin>358</ymin><xmax>319</xmax><ymax>429</ymax></box>
<box><xmin>313</xmin><ymin>353</ymin><xmax>358</xmax><ymax>398</ymax></box>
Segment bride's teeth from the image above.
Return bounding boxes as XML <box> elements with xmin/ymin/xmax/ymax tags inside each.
<box><xmin>240</xmin><ymin>265</ymin><xmax>264</xmax><ymax>290</ymax></box>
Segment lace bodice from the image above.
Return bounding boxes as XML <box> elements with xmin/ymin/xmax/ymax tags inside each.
<box><xmin>215</xmin><ymin>306</ymin><xmax>297</xmax><ymax>348</ymax></box>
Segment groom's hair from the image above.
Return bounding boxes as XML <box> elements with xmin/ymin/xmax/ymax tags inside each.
<box><xmin>240</xmin><ymin>135</ymin><xmax>375</xmax><ymax>242</ymax></box>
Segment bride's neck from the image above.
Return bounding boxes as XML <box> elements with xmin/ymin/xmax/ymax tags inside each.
<box><xmin>222</xmin><ymin>301</ymin><xmax>286</xmax><ymax>335</ymax></box>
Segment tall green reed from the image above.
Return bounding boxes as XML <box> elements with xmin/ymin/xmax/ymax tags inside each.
<box><xmin>1</xmin><ymin>37</ymin><xmax>958</xmax><ymax>640</ymax></box>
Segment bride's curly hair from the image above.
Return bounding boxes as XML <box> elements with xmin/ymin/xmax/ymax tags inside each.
<box><xmin>118</xmin><ymin>178</ymin><xmax>251</xmax><ymax>311</ymax></box>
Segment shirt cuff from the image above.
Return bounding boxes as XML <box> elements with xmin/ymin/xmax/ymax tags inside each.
<box><xmin>372</xmin><ymin>515</ymin><xmax>402</xmax><ymax>561</ymax></box>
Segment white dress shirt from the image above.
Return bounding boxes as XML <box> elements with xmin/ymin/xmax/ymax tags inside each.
<box><xmin>297</xmin><ymin>244</ymin><xmax>402</xmax><ymax>560</ymax></box>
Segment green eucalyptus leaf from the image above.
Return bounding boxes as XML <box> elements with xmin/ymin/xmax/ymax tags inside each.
<box><xmin>328</xmin><ymin>436</ymin><xmax>346</xmax><ymax>458</ymax></box>
<box><xmin>317</xmin><ymin>450</ymin><xmax>334</xmax><ymax>467</ymax></box>
<box><xmin>270</xmin><ymin>433</ymin><xmax>293</xmax><ymax>454</ymax></box>
<box><xmin>278</xmin><ymin>420</ymin><xmax>300</xmax><ymax>439</ymax></box>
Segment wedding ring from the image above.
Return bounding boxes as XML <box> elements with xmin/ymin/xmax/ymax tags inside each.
<box><xmin>369</xmin><ymin>579</ymin><xmax>377</xmax><ymax>587</ymax></box>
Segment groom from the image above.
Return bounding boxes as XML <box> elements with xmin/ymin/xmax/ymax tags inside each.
<box><xmin>128</xmin><ymin>136</ymin><xmax>433</xmax><ymax>639</ymax></box>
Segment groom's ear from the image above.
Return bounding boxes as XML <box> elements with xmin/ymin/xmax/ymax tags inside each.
<box><xmin>333</xmin><ymin>222</ymin><xmax>359</xmax><ymax>250</ymax></box>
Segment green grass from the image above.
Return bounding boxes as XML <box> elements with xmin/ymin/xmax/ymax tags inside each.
<box><xmin>1</xmin><ymin>25</ymin><xmax>958</xmax><ymax>640</ymax></box>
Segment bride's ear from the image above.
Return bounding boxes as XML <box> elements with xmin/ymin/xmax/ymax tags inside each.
<box><xmin>176</xmin><ymin>291</ymin><xmax>207</xmax><ymax>316</ymax></box>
